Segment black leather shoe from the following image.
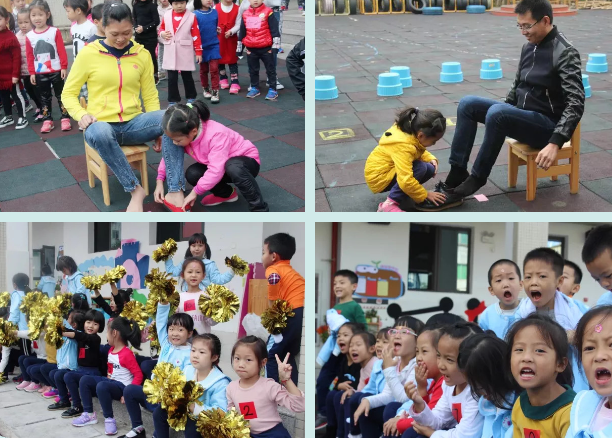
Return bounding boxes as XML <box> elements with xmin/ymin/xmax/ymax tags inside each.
<box><xmin>414</xmin><ymin>193</ymin><xmax>464</xmax><ymax>211</ymax></box>
<box><xmin>451</xmin><ymin>175</ymin><xmax>487</xmax><ymax>197</ymax></box>
<box><xmin>434</xmin><ymin>180</ymin><xmax>451</xmax><ymax>193</ymax></box>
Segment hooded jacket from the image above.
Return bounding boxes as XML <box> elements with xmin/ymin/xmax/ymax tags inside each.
<box><xmin>565</xmin><ymin>390</ymin><xmax>612</xmax><ymax>438</ymax></box>
<box><xmin>183</xmin><ymin>364</ymin><xmax>231</xmax><ymax>414</ymax></box>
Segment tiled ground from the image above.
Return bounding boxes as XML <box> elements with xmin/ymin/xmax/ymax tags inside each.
<box><xmin>315</xmin><ymin>10</ymin><xmax>612</xmax><ymax>212</ymax></box>
<box><xmin>0</xmin><ymin>54</ymin><xmax>304</xmax><ymax>212</ymax></box>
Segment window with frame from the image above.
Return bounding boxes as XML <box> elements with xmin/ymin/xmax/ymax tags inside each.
<box><xmin>407</xmin><ymin>224</ymin><xmax>471</xmax><ymax>293</ymax></box>
<box><xmin>155</xmin><ymin>223</ymin><xmax>205</xmax><ymax>244</ymax></box>
<box><xmin>94</xmin><ymin>223</ymin><xmax>121</xmax><ymax>253</ymax></box>
<box><xmin>548</xmin><ymin>235</ymin><xmax>566</xmax><ymax>258</ymax></box>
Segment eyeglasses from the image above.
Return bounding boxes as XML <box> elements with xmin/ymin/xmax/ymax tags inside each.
<box><xmin>516</xmin><ymin>17</ymin><xmax>541</xmax><ymax>31</ymax></box>
<box><xmin>388</xmin><ymin>328</ymin><xmax>417</xmax><ymax>337</ymax></box>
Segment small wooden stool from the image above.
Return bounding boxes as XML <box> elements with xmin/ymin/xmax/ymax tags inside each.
<box><xmin>507</xmin><ymin>122</ymin><xmax>580</xmax><ymax>201</ymax></box>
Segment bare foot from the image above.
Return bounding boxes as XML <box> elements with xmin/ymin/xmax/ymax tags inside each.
<box><xmin>165</xmin><ymin>191</ymin><xmax>184</xmax><ymax>207</ymax></box>
<box><xmin>126</xmin><ymin>185</ymin><xmax>146</xmax><ymax>212</ymax></box>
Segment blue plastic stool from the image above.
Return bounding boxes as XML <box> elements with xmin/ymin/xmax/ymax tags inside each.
<box><xmin>466</xmin><ymin>5</ymin><xmax>486</xmax><ymax>13</ymax></box>
<box><xmin>315</xmin><ymin>75</ymin><xmax>339</xmax><ymax>100</ymax></box>
<box><xmin>440</xmin><ymin>62</ymin><xmax>463</xmax><ymax>83</ymax></box>
<box><xmin>480</xmin><ymin>59</ymin><xmax>503</xmax><ymax>80</ymax></box>
<box><xmin>583</xmin><ymin>74</ymin><xmax>592</xmax><ymax>98</ymax></box>
<box><xmin>423</xmin><ymin>6</ymin><xmax>443</xmax><ymax>14</ymax></box>
<box><xmin>377</xmin><ymin>73</ymin><xmax>403</xmax><ymax>96</ymax></box>
<box><xmin>586</xmin><ymin>53</ymin><xmax>608</xmax><ymax>73</ymax></box>
<box><xmin>390</xmin><ymin>66</ymin><xmax>412</xmax><ymax>88</ymax></box>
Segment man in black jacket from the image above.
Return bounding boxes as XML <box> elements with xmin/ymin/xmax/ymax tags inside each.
<box><xmin>420</xmin><ymin>0</ymin><xmax>584</xmax><ymax>210</ymax></box>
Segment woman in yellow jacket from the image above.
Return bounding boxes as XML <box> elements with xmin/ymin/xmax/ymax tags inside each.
<box><xmin>365</xmin><ymin>106</ymin><xmax>460</xmax><ymax>212</ymax></box>
<box><xmin>62</xmin><ymin>3</ymin><xmax>164</xmax><ymax>212</ymax></box>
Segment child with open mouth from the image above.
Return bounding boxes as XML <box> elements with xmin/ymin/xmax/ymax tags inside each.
<box><xmin>479</xmin><ymin>259</ymin><xmax>524</xmax><ymax>340</ymax></box>
<box><xmin>566</xmin><ymin>305</ymin><xmax>612</xmax><ymax>437</ymax></box>
<box><xmin>507</xmin><ymin>313</ymin><xmax>576</xmax><ymax>438</ymax></box>
<box><xmin>582</xmin><ymin>224</ymin><xmax>612</xmax><ymax>307</ymax></box>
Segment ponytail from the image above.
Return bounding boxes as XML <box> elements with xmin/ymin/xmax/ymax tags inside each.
<box><xmin>110</xmin><ymin>316</ymin><xmax>142</xmax><ymax>350</ymax></box>
<box><xmin>162</xmin><ymin>100</ymin><xmax>211</xmax><ymax>136</ymax></box>
<box><xmin>12</xmin><ymin>273</ymin><xmax>30</xmax><ymax>293</ymax></box>
<box><xmin>395</xmin><ymin>106</ymin><xmax>446</xmax><ymax>138</ymax></box>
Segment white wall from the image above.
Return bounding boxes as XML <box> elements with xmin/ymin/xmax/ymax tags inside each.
<box><xmin>315</xmin><ymin>222</ymin><xmax>333</xmax><ymax>335</ymax></box>
<box><xmin>5</xmin><ymin>223</ymin><xmax>30</xmax><ymax>291</ymax></box>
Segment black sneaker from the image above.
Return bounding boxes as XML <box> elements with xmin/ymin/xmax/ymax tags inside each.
<box><xmin>48</xmin><ymin>401</ymin><xmax>71</xmax><ymax>411</ymax></box>
<box><xmin>61</xmin><ymin>406</ymin><xmax>84</xmax><ymax>418</ymax></box>
<box><xmin>12</xmin><ymin>374</ymin><xmax>23</xmax><ymax>384</ymax></box>
<box><xmin>0</xmin><ymin>115</ymin><xmax>14</xmax><ymax>128</ymax></box>
<box><xmin>16</xmin><ymin>117</ymin><xmax>28</xmax><ymax>130</ymax></box>
<box><xmin>314</xmin><ymin>413</ymin><xmax>327</xmax><ymax>430</ymax></box>
<box><xmin>118</xmin><ymin>426</ymin><xmax>146</xmax><ymax>438</ymax></box>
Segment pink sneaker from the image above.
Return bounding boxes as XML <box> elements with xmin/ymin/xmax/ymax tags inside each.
<box><xmin>229</xmin><ymin>83</ymin><xmax>240</xmax><ymax>94</ymax></box>
<box><xmin>61</xmin><ymin>118</ymin><xmax>72</xmax><ymax>131</ymax></box>
<box><xmin>40</xmin><ymin>120</ymin><xmax>54</xmax><ymax>133</ymax></box>
<box><xmin>377</xmin><ymin>197</ymin><xmax>403</xmax><ymax>212</ymax></box>
<box><xmin>24</xmin><ymin>382</ymin><xmax>41</xmax><ymax>392</ymax></box>
<box><xmin>38</xmin><ymin>386</ymin><xmax>47</xmax><ymax>393</ymax></box>
<box><xmin>16</xmin><ymin>380</ymin><xmax>31</xmax><ymax>390</ymax></box>
<box><xmin>219</xmin><ymin>79</ymin><xmax>229</xmax><ymax>89</ymax></box>
<box><xmin>200</xmin><ymin>188</ymin><xmax>238</xmax><ymax>206</ymax></box>
<box><xmin>44</xmin><ymin>389</ymin><xmax>59</xmax><ymax>398</ymax></box>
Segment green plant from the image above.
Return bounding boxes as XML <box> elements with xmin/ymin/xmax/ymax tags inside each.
<box><xmin>365</xmin><ymin>309</ymin><xmax>378</xmax><ymax>319</ymax></box>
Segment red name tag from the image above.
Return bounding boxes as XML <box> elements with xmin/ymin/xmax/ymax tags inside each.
<box><xmin>239</xmin><ymin>401</ymin><xmax>257</xmax><ymax>419</ymax></box>
<box><xmin>79</xmin><ymin>348</ymin><xmax>86</xmax><ymax>359</ymax></box>
<box><xmin>33</xmin><ymin>341</ymin><xmax>38</xmax><ymax>349</ymax></box>
<box><xmin>184</xmin><ymin>299</ymin><xmax>196</xmax><ymax>312</ymax></box>
<box><xmin>451</xmin><ymin>403</ymin><xmax>462</xmax><ymax>423</ymax></box>
<box><xmin>524</xmin><ymin>429</ymin><xmax>540</xmax><ymax>438</ymax></box>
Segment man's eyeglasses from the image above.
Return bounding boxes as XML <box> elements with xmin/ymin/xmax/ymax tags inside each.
<box><xmin>388</xmin><ymin>328</ymin><xmax>417</xmax><ymax>337</ymax></box>
<box><xmin>516</xmin><ymin>17</ymin><xmax>541</xmax><ymax>31</ymax></box>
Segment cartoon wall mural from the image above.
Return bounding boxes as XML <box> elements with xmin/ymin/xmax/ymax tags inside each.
<box><xmin>114</xmin><ymin>239</ymin><xmax>150</xmax><ymax>290</ymax></box>
<box><xmin>354</xmin><ymin>262</ymin><xmax>405</xmax><ymax>300</ymax></box>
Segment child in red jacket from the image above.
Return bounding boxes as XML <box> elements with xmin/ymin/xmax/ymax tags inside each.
<box><xmin>0</xmin><ymin>6</ymin><xmax>27</xmax><ymax>130</ymax></box>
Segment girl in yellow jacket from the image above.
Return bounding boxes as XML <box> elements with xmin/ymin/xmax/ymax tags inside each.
<box><xmin>365</xmin><ymin>106</ymin><xmax>452</xmax><ymax>212</ymax></box>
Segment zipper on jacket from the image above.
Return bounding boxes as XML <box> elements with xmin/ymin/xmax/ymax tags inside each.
<box><xmin>546</xmin><ymin>89</ymin><xmax>554</xmax><ymax>113</ymax></box>
<box><xmin>523</xmin><ymin>46</ymin><xmax>537</xmax><ymax>108</ymax></box>
<box><xmin>117</xmin><ymin>59</ymin><xmax>124</xmax><ymax>122</ymax></box>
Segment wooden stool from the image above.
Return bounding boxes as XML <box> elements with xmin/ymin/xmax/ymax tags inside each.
<box><xmin>507</xmin><ymin>122</ymin><xmax>580</xmax><ymax>201</ymax></box>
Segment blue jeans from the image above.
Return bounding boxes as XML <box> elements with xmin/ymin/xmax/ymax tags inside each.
<box><xmin>84</xmin><ymin>110</ymin><xmax>166</xmax><ymax>192</ymax></box>
<box><xmin>316</xmin><ymin>353</ymin><xmax>342</xmax><ymax>417</ymax></box>
<box><xmin>386</xmin><ymin>160</ymin><xmax>436</xmax><ymax>204</ymax></box>
<box><xmin>80</xmin><ymin>375</ymin><xmax>125</xmax><ymax>417</ymax></box>
<box><xmin>64</xmin><ymin>367</ymin><xmax>101</xmax><ymax>408</ymax></box>
<box><xmin>449</xmin><ymin>96</ymin><xmax>557</xmax><ymax>179</ymax></box>
<box><xmin>18</xmin><ymin>356</ymin><xmax>46</xmax><ymax>381</ymax></box>
<box><xmin>39</xmin><ymin>362</ymin><xmax>58</xmax><ymax>387</ymax></box>
<box><xmin>153</xmin><ymin>405</ymin><xmax>198</xmax><ymax>438</ymax></box>
<box><xmin>266</xmin><ymin>307</ymin><xmax>303</xmax><ymax>385</ymax></box>
<box><xmin>123</xmin><ymin>384</ymin><xmax>158</xmax><ymax>429</ymax></box>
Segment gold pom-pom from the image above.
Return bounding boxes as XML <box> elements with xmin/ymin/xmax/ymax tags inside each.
<box><xmin>27</xmin><ymin>304</ymin><xmax>49</xmax><ymax>340</ymax></box>
<box><xmin>44</xmin><ymin>316</ymin><xmax>66</xmax><ymax>349</ymax></box>
<box><xmin>166</xmin><ymin>380</ymin><xmax>205</xmax><ymax>430</ymax></box>
<box><xmin>0</xmin><ymin>319</ymin><xmax>18</xmax><ymax>347</ymax></box>
<box><xmin>50</xmin><ymin>293</ymin><xmax>73</xmax><ymax>315</ymax></box>
<box><xmin>198</xmin><ymin>285</ymin><xmax>240</xmax><ymax>323</ymax></box>
<box><xmin>19</xmin><ymin>291</ymin><xmax>46</xmax><ymax>316</ymax></box>
<box><xmin>225</xmin><ymin>255</ymin><xmax>250</xmax><ymax>277</ymax></box>
<box><xmin>103</xmin><ymin>266</ymin><xmax>127</xmax><ymax>284</ymax></box>
<box><xmin>144</xmin><ymin>268</ymin><xmax>179</xmax><ymax>317</ymax></box>
<box><xmin>143</xmin><ymin>362</ymin><xmax>180</xmax><ymax>406</ymax></box>
<box><xmin>147</xmin><ymin>321</ymin><xmax>161</xmax><ymax>350</ymax></box>
<box><xmin>261</xmin><ymin>299</ymin><xmax>295</xmax><ymax>335</ymax></box>
<box><xmin>120</xmin><ymin>301</ymin><xmax>149</xmax><ymax>330</ymax></box>
<box><xmin>0</xmin><ymin>291</ymin><xmax>10</xmax><ymax>308</ymax></box>
<box><xmin>81</xmin><ymin>275</ymin><xmax>105</xmax><ymax>292</ymax></box>
<box><xmin>196</xmin><ymin>407</ymin><xmax>250</xmax><ymax>438</ymax></box>
<box><xmin>152</xmin><ymin>238</ymin><xmax>178</xmax><ymax>263</ymax></box>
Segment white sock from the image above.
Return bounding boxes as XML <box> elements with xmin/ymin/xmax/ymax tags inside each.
<box><xmin>125</xmin><ymin>427</ymin><xmax>144</xmax><ymax>438</ymax></box>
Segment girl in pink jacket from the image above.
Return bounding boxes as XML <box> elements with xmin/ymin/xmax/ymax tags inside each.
<box><xmin>155</xmin><ymin>100</ymin><xmax>269</xmax><ymax>212</ymax></box>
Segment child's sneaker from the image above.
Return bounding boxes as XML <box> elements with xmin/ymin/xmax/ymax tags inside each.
<box><xmin>219</xmin><ymin>78</ymin><xmax>229</xmax><ymax>89</ymax></box>
<box><xmin>47</xmin><ymin>400</ymin><xmax>71</xmax><ymax>411</ymax></box>
<box><xmin>62</xmin><ymin>406</ymin><xmax>84</xmax><ymax>418</ymax></box>
<box><xmin>377</xmin><ymin>197</ymin><xmax>403</xmax><ymax>212</ymax></box>
<box><xmin>40</xmin><ymin>120</ymin><xmax>54</xmax><ymax>133</ymax></box>
<box><xmin>211</xmin><ymin>90</ymin><xmax>220</xmax><ymax>104</ymax></box>
<box><xmin>25</xmin><ymin>103</ymin><xmax>33</xmax><ymax>112</ymax></box>
<box><xmin>43</xmin><ymin>389</ymin><xmax>58</xmax><ymax>398</ymax></box>
<box><xmin>246</xmin><ymin>87</ymin><xmax>260</xmax><ymax>98</ymax></box>
<box><xmin>266</xmin><ymin>79</ymin><xmax>284</xmax><ymax>90</ymax></box>
<box><xmin>72</xmin><ymin>411</ymin><xmax>98</xmax><ymax>426</ymax></box>
<box><xmin>61</xmin><ymin>118</ymin><xmax>72</xmax><ymax>131</ymax></box>
<box><xmin>265</xmin><ymin>89</ymin><xmax>278</xmax><ymax>101</ymax></box>
<box><xmin>33</xmin><ymin>109</ymin><xmax>44</xmax><ymax>123</ymax></box>
<box><xmin>229</xmin><ymin>83</ymin><xmax>240</xmax><ymax>94</ymax></box>
<box><xmin>105</xmin><ymin>417</ymin><xmax>117</xmax><ymax>435</ymax></box>
<box><xmin>0</xmin><ymin>115</ymin><xmax>14</xmax><ymax>128</ymax></box>
<box><xmin>38</xmin><ymin>385</ymin><xmax>48</xmax><ymax>393</ymax></box>
<box><xmin>12</xmin><ymin>374</ymin><xmax>23</xmax><ymax>384</ymax></box>
<box><xmin>202</xmin><ymin>87</ymin><xmax>212</xmax><ymax>99</ymax></box>
<box><xmin>16</xmin><ymin>380</ymin><xmax>31</xmax><ymax>390</ymax></box>
<box><xmin>16</xmin><ymin>117</ymin><xmax>28</xmax><ymax>130</ymax></box>
<box><xmin>24</xmin><ymin>382</ymin><xmax>41</xmax><ymax>392</ymax></box>
<box><xmin>119</xmin><ymin>426</ymin><xmax>146</xmax><ymax>438</ymax></box>
<box><xmin>200</xmin><ymin>188</ymin><xmax>238</xmax><ymax>206</ymax></box>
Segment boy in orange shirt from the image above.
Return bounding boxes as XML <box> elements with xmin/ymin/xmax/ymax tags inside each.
<box><xmin>262</xmin><ymin>232</ymin><xmax>305</xmax><ymax>385</ymax></box>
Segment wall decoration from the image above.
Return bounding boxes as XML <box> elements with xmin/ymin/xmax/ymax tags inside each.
<box><xmin>114</xmin><ymin>239</ymin><xmax>150</xmax><ymax>289</ymax></box>
<box><xmin>354</xmin><ymin>262</ymin><xmax>405</xmax><ymax>300</ymax></box>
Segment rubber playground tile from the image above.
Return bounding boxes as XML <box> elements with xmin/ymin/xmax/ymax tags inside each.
<box><xmin>253</xmin><ymin>137</ymin><xmax>305</xmax><ymax>172</ymax></box>
<box><xmin>579</xmin><ymin>139</ymin><xmax>604</xmax><ymax>154</ymax></box>
<box><xmin>0</xmin><ymin>141</ymin><xmax>55</xmax><ymax>172</ymax></box>
<box><xmin>239</xmin><ymin>112</ymin><xmax>305</xmax><ymax>136</ymax></box>
<box><xmin>143</xmin><ymin>201</ymin><xmax>167</xmax><ymax>212</ymax></box>
<box><xmin>261</xmin><ymin>93</ymin><xmax>305</xmax><ymax>112</ymax></box>
<box><xmin>325</xmin><ymin>184</ymin><xmax>387</xmax><ymax>212</ymax></box>
<box><xmin>210</xmin><ymin>100</ymin><xmax>282</xmax><ymax>122</ymax></box>
<box><xmin>316</xmin><ymin>138</ymin><xmax>378</xmax><ymax>165</ymax></box>
<box><xmin>315</xmin><ymin>167</ymin><xmax>324</xmax><ymax>190</ymax></box>
<box><xmin>582</xmin><ymin>178</ymin><xmax>612</xmax><ymax>203</ymax></box>
<box><xmin>435</xmin><ymin>83</ymin><xmax>484</xmax><ymax>94</ymax></box>
<box><xmin>208</xmin><ymin>112</ymin><xmax>234</xmax><ymax>126</ymax></box>
<box><xmin>401</xmin><ymin>87</ymin><xmax>445</xmax><ymax>97</ymax></box>
<box><xmin>260</xmin><ymin>163</ymin><xmax>305</xmax><ymax>200</ymax></box>
<box><xmin>345</xmin><ymin>91</ymin><xmax>388</xmax><ymax>102</ymax></box>
<box><xmin>146</xmin><ymin>147</ymin><xmax>164</xmax><ymax>165</ymax></box>
<box><xmin>428</xmin><ymin>137</ymin><xmax>451</xmax><ymax>151</ymax></box>
<box><xmin>315</xmin><ymin>112</ymin><xmax>364</xmax><ymax>130</ymax></box>
<box><xmin>0</xmin><ymin>185</ymin><xmax>98</xmax><ymax>212</ymax></box>
<box><xmin>576</xmin><ymin>151</ymin><xmax>612</xmax><ymax>181</ymax></box>
<box><xmin>251</xmin><ymin>176</ymin><xmax>304</xmax><ymax>211</ymax></box>
<box><xmin>46</xmin><ymin>133</ymin><xmax>90</xmax><ymax>158</ymax></box>
<box><xmin>363</xmin><ymin>122</ymin><xmax>393</xmax><ymax>140</ymax></box>
<box><xmin>452</xmin><ymin>194</ymin><xmax>522</xmax><ymax>212</ymax></box>
<box><xmin>0</xmin><ymin>160</ymin><xmax>77</xmax><ymax>202</ymax></box>
<box><xmin>398</xmin><ymin>94</ymin><xmax>455</xmax><ymax>106</ymax></box>
<box><xmin>226</xmin><ymin>124</ymin><xmax>271</xmax><ymax>142</ymax></box>
<box><xmin>318</xmin><ymin>160</ymin><xmax>367</xmax><ymax>188</ymax></box>
<box><xmin>315</xmin><ymin>189</ymin><xmax>331</xmax><ymax>212</ymax></box>
<box><xmin>350</xmin><ymin>99</ymin><xmax>405</xmax><ymax>112</ymax></box>
<box><xmin>578</xmin><ymin>114</ymin><xmax>612</xmax><ymax>132</ymax></box>
<box><xmin>0</xmin><ymin>127</ymin><xmax>41</xmax><ymax>149</ymax></box>
<box><xmin>314</xmin><ymin>102</ymin><xmax>355</xmax><ymax>116</ymax></box>
<box><xmin>444</xmin><ymin>90</ymin><xmax>502</xmax><ymax>103</ymax></box>
<box><xmin>356</xmin><ymin>108</ymin><xmax>400</xmax><ymax>124</ymax></box>
<box><xmin>275</xmin><ymin>131</ymin><xmax>305</xmax><ymax>150</ymax></box>
<box><xmin>61</xmin><ymin>154</ymin><xmax>111</xmax><ymax>183</ymax></box>
<box><xmin>507</xmin><ymin>184</ymin><xmax>612</xmax><ymax>212</ymax></box>
<box><xmin>581</xmin><ymin>129</ymin><xmax>612</xmax><ymax>150</ymax></box>
<box><xmin>487</xmin><ymin>164</ymin><xmax>570</xmax><ymax>194</ymax></box>
<box><xmin>315</xmin><ymin>93</ymin><xmax>352</xmax><ymax>104</ymax></box>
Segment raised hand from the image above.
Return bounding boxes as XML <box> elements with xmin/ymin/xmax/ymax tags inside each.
<box><xmin>382</xmin><ymin>343</ymin><xmax>398</xmax><ymax>370</ymax></box>
<box><xmin>415</xmin><ymin>362</ymin><xmax>428</xmax><ymax>398</ymax></box>
<box><xmin>275</xmin><ymin>353</ymin><xmax>292</xmax><ymax>382</ymax></box>
<box><xmin>405</xmin><ymin>381</ymin><xmax>426</xmax><ymax>413</ymax></box>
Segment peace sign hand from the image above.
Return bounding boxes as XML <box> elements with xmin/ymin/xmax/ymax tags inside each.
<box><xmin>275</xmin><ymin>353</ymin><xmax>292</xmax><ymax>382</ymax></box>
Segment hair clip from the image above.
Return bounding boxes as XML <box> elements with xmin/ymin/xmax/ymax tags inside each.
<box><xmin>595</xmin><ymin>324</ymin><xmax>603</xmax><ymax>333</ymax></box>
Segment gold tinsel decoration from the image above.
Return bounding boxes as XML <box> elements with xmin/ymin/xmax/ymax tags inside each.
<box><xmin>81</xmin><ymin>275</ymin><xmax>105</xmax><ymax>292</ymax></box>
<box><xmin>50</xmin><ymin>293</ymin><xmax>73</xmax><ymax>315</ymax></box>
<box><xmin>198</xmin><ymin>285</ymin><xmax>240</xmax><ymax>323</ymax></box>
<box><xmin>224</xmin><ymin>255</ymin><xmax>250</xmax><ymax>277</ymax></box>
<box><xmin>0</xmin><ymin>291</ymin><xmax>10</xmax><ymax>308</ymax></box>
<box><xmin>120</xmin><ymin>301</ymin><xmax>149</xmax><ymax>330</ymax></box>
<box><xmin>103</xmin><ymin>266</ymin><xmax>127</xmax><ymax>284</ymax></box>
<box><xmin>147</xmin><ymin>321</ymin><xmax>160</xmax><ymax>350</ymax></box>
<box><xmin>152</xmin><ymin>238</ymin><xmax>178</xmax><ymax>263</ymax></box>
<box><xmin>27</xmin><ymin>299</ymin><xmax>50</xmax><ymax>340</ymax></box>
<box><xmin>19</xmin><ymin>291</ymin><xmax>46</xmax><ymax>316</ymax></box>
<box><xmin>0</xmin><ymin>319</ymin><xmax>18</xmax><ymax>347</ymax></box>
<box><xmin>144</xmin><ymin>268</ymin><xmax>180</xmax><ymax>317</ymax></box>
<box><xmin>44</xmin><ymin>315</ymin><xmax>65</xmax><ymax>349</ymax></box>
<box><xmin>196</xmin><ymin>407</ymin><xmax>250</xmax><ymax>438</ymax></box>
<box><xmin>261</xmin><ymin>299</ymin><xmax>295</xmax><ymax>335</ymax></box>
<box><xmin>143</xmin><ymin>363</ymin><xmax>204</xmax><ymax>431</ymax></box>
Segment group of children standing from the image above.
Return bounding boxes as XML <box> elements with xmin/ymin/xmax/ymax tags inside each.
<box><xmin>316</xmin><ymin>223</ymin><xmax>612</xmax><ymax>438</ymax></box>
<box><xmin>1</xmin><ymin>231</ymin><xmax>305</xmax><ymax>438</ymax></box>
